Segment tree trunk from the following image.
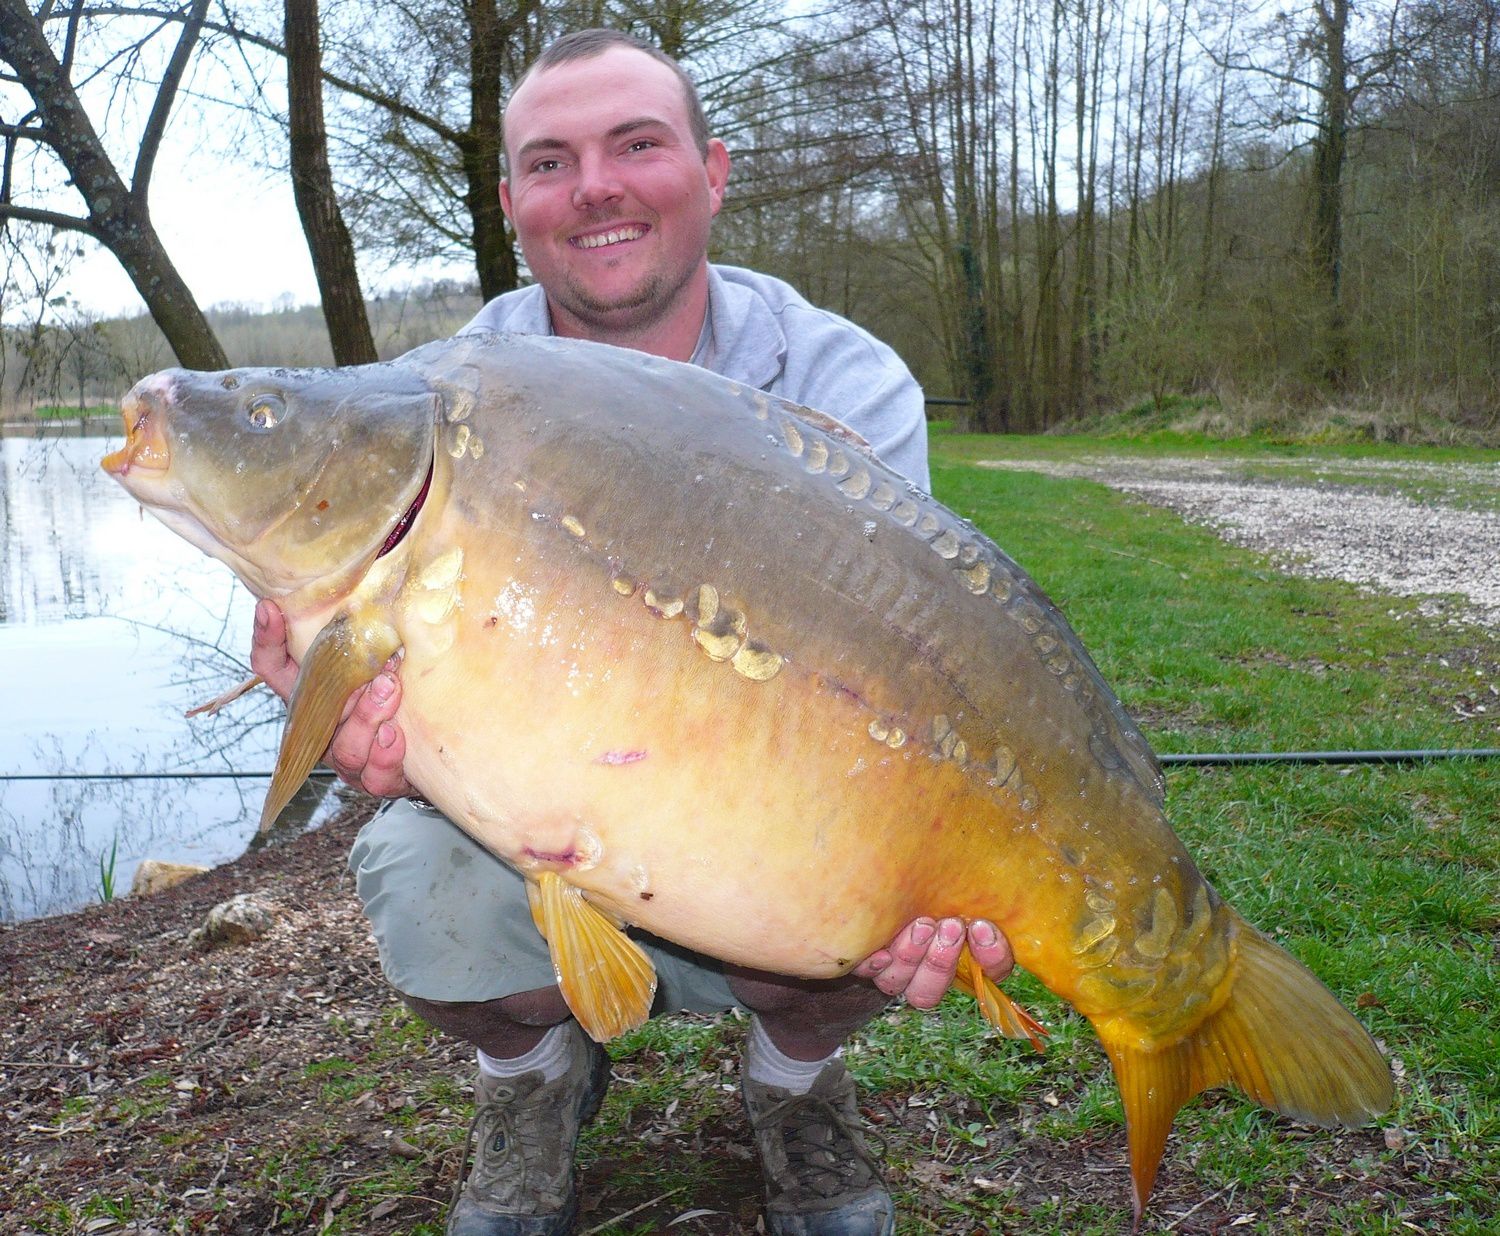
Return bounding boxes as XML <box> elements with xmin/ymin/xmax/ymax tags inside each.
<box><xmin>1312</xmin><ymin>0</ymin><xmax>1350</xmax><ymax>385</ymax></box>
<box><xmin>0</xmin><ymin>0</ymin><xmax>227</xmax><ymax>370</ymax></box>
<box><xmin>464</xmin><ymin>0</ymin><xmax>520</xmax><ymax>303</ymax></box>
<box><xmin>285</xmin><ymin>0</ymin><xmax>377</xmax><ymax>364</ymax></box>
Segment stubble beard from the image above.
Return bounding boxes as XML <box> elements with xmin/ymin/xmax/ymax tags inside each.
<box><xmin>552</xmin><ymin>248</ymin><xmax>700</xmax><ymax>337</ymax></box>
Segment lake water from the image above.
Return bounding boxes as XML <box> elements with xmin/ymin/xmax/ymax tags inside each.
<box><xmin>0</xmin><ymin>431</ymin><xmax>338</xmax><ymax>922</ymax></box>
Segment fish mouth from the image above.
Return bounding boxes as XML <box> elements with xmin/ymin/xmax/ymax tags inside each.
<box><xmin>376</xmin><ymin>454</ymin><xmax>435</xmax><ymax>558</ymax></box>
<box><xmin>101</xmin><ymin>388</ymin><xmax>171</xmax><ymax>477</ymax></box>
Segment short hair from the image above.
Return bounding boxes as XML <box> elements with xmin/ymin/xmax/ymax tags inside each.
<box><xmin>505</xmin><ymin>28</ymin><xmax>711</xmax><ymax>159</ymax></box>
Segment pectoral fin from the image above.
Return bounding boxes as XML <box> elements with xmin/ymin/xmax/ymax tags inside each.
<box><xmin>259</xmin><ymin>611</ymin><xmax>399</xmax><ymax>834</ymax></box>
<box><xmin>954</xmin><ymin>945</ymin><xmax>1049</xmax><ymax>1053</ymax></box>
<box><xmin>527</xmin><ymin>872</ymin><xmax>657</xmax><ymax>1042</ymax></box>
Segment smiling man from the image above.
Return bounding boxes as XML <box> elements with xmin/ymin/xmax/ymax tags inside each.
<box><xmin>494</xmin><ymin>47</ymin><xmax>729</xmax><ymax>359</ymax></box>
<box><xmin>252</xmin><ymin>29</ymin><xmax>1014</xmax><ymax>1236</ymax></box>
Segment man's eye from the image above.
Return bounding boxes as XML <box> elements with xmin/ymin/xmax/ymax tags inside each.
<box><xmin>626</xmin><ymin>139</ymin><xmax>656</xmax><ymax>153</ymax></box>
<box><xmin>532</xmin><ymin>158</ymin><xmax>562</xmax><ymax>173</ymax></box>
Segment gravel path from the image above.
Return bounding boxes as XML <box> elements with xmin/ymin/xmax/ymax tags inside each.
<box><xmin>976</xmin><ymin>455</ymin><xmax>1500</xmax><ymax>630</ymax></box>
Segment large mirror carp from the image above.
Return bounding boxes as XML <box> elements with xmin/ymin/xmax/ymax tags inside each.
<box><xmin>102</xmin><ymin>330</ymin><xmax>1391</xmax><ymax>1219</ymax></box>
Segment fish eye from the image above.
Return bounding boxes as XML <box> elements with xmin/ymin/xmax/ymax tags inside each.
<box><xmin>246</xmin><ymin>394</ymin><xmax>285</xmax><ymax>430</ymax></box>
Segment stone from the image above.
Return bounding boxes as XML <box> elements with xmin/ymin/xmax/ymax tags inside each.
<box><xmin>129</xmin><ymin>859</ymin><xmax>210</xmax><ymax>898</ymax></box>
<box><xmin>187</xmin><ymin>893</ymin><xmax>277</xmax><ymax>951</ymax></box>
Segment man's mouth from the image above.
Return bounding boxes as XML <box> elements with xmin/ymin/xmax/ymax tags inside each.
<box><xmin>572</xmin><ymin>225</ymin><xmax>648</xmax><ymax>250</ymax></box>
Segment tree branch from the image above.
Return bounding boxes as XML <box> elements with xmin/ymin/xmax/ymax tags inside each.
<box><xmin>132</xmin><ymin>0</ymin><xmax>209</xmax><ymax>198</ymax></box>
<box><xmin>0</xmin><ymin>202</ymin><xmax>101</xmax><ymax>237</ymax></box>
<box><xmin>71</xmin><ymin>4</ymin><xmax>468</xmax><ymax>145</ymax></box>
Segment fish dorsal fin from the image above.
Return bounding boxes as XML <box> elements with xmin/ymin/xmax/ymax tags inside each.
<box><xmin>258</xmin><ymin>607</ymin><xmax>400</xmax><ymax>834</ymax></box>
<box><xmin>787</xmin><ymin>404</ymin><xmax>876</xmax><ymax>458</ymax></box>
<box><xmin>526</xmin><ymin>872</ymin><xmax>657</xmax><ymax>1042</ymax></box>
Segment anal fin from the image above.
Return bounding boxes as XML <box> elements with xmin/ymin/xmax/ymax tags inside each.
<box><xmin>527</xmin><ymin>872</ymin><xmax>657</xmax><ymax>1042</ymax></box>
<box><xmin>259</xmin><ymin>611</ymin><xmax>398</xmax><ymax>834</ymax></box>
<box><xmin>954</xmin><ymin>945</ymin><xmax>1049</xmax><ymax>1052</ymax></box>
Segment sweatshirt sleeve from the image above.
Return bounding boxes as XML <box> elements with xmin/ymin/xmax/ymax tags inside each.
<box><xmin>770</xmin><ymin>303</ymin><xmax>931</xmax><ymax>491</ymax></box>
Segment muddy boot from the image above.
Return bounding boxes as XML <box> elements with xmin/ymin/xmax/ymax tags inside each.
<box><xmin>446</xmin><ymin>1023</ymin><xmax>611</xmax><ymax>1236</ymax></box>
<box><xmin>742</xmin><ymin>1059</ymin><xmax>896</xmax><ymax>1236</ymax></box>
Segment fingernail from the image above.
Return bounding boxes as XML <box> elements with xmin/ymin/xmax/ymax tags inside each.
<box><xmin>370</xmin><ymin>673</ymin><xmax>395</xmax><ymax>704</ymax></box>
<box><xmin>377</xmin><ymin>722</ymin><xmax>396</xmax><ymax>748</ymax></box>
<box><xmin>972</xmin><ymin>921</ymin><xmax>998</xmax><ymax>947</ymax></box>
<box><xmin>254</xmin><ymin>599</ymin><xmax>268</xmax><ymax>629</ymax></box>
<box><xmin>866</xmin><ymin>956</ymin><xmax>889</xmax><ymax>974</ymax></box>
<box><xmin>937</xmin><ymin>919</ymin><xmax>963</xmax><ymax>947</ymax></box>
<box><xmin>910</xmin><ymin>921</ymin><xmax>935</xmax><ymax>946</ymax></box>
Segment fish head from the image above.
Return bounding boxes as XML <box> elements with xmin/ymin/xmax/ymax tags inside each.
<box><xmin>102</xmin><ymin>363</ymin><xmax>437</xmax><ymax>599</ymax></box>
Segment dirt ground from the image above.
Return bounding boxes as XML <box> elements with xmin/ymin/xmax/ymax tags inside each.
<box><xmin>0</xmin><ymin>802</ymin><xmax>1443</xmax><ymax>1236</ymax></box>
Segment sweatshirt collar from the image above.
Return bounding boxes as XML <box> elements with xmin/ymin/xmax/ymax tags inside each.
<box><xmin>506</xmin><ymin>268</ymin><xmax>786</xmax><ymax>390</ymax></box>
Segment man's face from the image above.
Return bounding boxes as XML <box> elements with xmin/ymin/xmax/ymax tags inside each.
<box><xmin>500</xmin><ymin>47</ymin><xmax>730</xmax><ymax>336</ymax></box>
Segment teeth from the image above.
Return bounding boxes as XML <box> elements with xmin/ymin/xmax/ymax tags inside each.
<box><xmin>576</xmin><ymin>227</ymin><xmax>645</xmax><ymax>250</ymax></box>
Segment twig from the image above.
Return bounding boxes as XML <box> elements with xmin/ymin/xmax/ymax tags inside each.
<box><xmin>0</xmin><ymin>1058</ymin><xmax>95</xmax><ymax>1069</ymax></box>
<box><xmin>1092</xmin><ymin>543</ymin><xmax>1175</xmax><ymax>571</ymax></box>
<box><xmin>186</xmin><ymin>673</ymin><xmax>266</xmax><ymax>718</ymax></box>
<box><xmin>208</xmin><ymin>1141</ymin><xmax>233</xmax><ymax>1191</ymax></box>
<box><xmin>1161</xmin><ymin>1184</ymin><xmax>1231</xmax><ymax>1231</ymax></box>
<box><xmin>580</xmin><ymin>1185</ymin><xmax>688</xmax><ymax>1235</ymax></box>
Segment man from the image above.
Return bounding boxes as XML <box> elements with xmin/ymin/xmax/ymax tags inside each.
<box><xmin>252</xmin><ymin>29</ymin><xmax>1016</xmax><ymax>1236</ymax></box>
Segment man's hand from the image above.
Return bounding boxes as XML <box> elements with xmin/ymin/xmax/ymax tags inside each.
<box><xmin>854</xmin><ymin>918</ymin><xmax>1014</xmax><ymax>1008</ymax></box>
<box><xmin>250</xmin><ymin>599</ymin><xmax>415</xmax><ymax>798</ymax></box>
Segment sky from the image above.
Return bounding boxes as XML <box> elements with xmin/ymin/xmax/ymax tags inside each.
<box><xmin>2</xmin><ymin>19</ymin><xmax>474</xmax><ymax>326</ymax></box>
<box><xmin>53</xmin><ymin>158</ymin><xmax>471</xmax><ymax>320</ymax></box>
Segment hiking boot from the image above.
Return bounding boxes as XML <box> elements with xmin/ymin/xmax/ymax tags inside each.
<box><xmin>446</xmin><ymin>1023</ymin><xmax>611</xmax><ymax>1236</ymax></box>
<box><xmin>742</xmin><ymin>1060</ymin><xmax>896</xmax><ymax>1236</ymax></box>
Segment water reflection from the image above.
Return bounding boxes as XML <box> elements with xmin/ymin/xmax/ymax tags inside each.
<box><xmin>0</xmin><ymin>433</ymin><xmax>338</xmax><ymax>921</ymax></box>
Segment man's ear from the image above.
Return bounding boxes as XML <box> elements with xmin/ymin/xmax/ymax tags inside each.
<box><xmin>705</xmin><ymin>139</ymin><xmax>730</xmax><ymax>216</ymax></box>
<box><xmin>499</xmin><ymin>177</ymin><xmax>514</xmax><ymax>220</ymax></box>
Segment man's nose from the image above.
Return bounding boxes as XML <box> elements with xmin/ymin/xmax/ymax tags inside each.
<box><xmin>571</xmin><ymin>152</ymin><xmax>624</xmax><ymax>209</ymax></box>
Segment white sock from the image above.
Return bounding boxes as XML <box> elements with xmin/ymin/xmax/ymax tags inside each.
<box><xmin>476</xmin><ymin>1023</ymin><xmax>573</xmax><ymax>1084</ymax></box>
<box><xmin>744</xmin><ymin>1014</ymin><xmax>841</xmax><ymax>1094</ymax></box>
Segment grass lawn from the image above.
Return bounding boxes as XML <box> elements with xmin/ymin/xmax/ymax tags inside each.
<box><xmin>30</xmin><ymin>404</ymin><xmax>118</xmax><ymax>420</ymax></box>
<box><xmin>576</xmin><ymin>438</ymin><xmax>1498</xmax><ymax>1234</ymax></box>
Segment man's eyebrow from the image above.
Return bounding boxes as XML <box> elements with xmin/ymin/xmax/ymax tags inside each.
<box><xmin>606</xmin><ymin>117</ymin><xmax>673</xmax><ymax>140</ymax></box>
<box><xmin>515</xmin><ymin>136</ymin><xmax>570</xmax><ymax>162</ymax></box>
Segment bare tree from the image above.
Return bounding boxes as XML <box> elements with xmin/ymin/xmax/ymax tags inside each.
<box><xmin>0</xmin><ymin>0</ymin><xmax>228</xmax><ymax>368</ymax></box>
<box><xmin>1214</xmin><ymin>0</ymin><xmax>1417</xmax><ymax>386</ymax></box>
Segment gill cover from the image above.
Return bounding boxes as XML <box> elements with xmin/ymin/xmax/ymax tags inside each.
<box><xmin>142</xmin><ymin>363</ymin><xmax>438</xmax><ymax>598</ymax></box>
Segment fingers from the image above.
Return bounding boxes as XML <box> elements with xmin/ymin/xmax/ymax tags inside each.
<box><xmin>249</xmin><ymin>599</ymin><xmax>298</xmax><ymax>702</ymax></box>
<box><xmin>859</xmin><ymin>917</ymin><xmax>964</xmax><ymax>1009</ymax></box>
<box><xmin>854</xmin><ymin>917</ymin><xmax>1017</xmax><ymax>1009</ymax></box>
<box><xmin>323</xmin><ymin>666</ymin><xmax>415</xmax><ymax>798</ymax></box>
<box><xmin>966</xmin><ymin>919</ymin><xmax>1015</xmax><ymax>984</ymax></box>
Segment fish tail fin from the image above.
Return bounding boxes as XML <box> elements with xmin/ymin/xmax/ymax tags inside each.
<box><xmin>954</xmin><ymin>945</ymin><xmax>1050</xmax><ymax>1052</ymax></box>
<box><xmin>1095</xmin><ymin>912</ymin><xmax>1393</xmax><ymax>1226</ymax></box>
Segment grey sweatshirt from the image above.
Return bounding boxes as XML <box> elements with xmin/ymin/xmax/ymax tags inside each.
<box><xmin>459</xmin><ymin>264</ymin><xmax>930</xmax><ymax>488</ymax></box>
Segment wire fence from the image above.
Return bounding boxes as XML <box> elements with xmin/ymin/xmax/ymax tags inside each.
<box><xmin>3</xmin><ymin>748</ymin><xmax>1498</xmax><ymax>783</ymax></box>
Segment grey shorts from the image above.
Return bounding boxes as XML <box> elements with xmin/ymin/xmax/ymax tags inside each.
<box><xmin>348</xmin><ymin>797</ymin><xmax>740</xmax><ymax>1014</ymax></box>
